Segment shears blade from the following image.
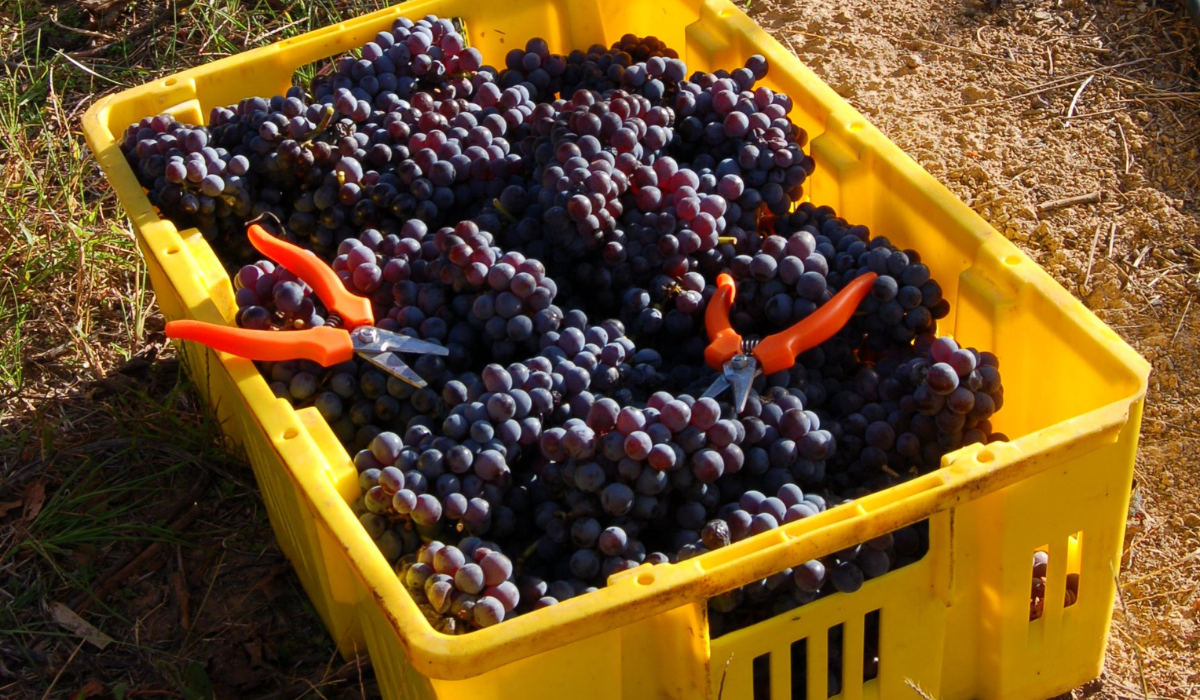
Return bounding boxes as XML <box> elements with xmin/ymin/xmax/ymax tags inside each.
<box><xmin>359</xmin><ymin>351</ymin><xmax>428</xmax><ymax>388</ymax></box>
<box><xmin>702</xmin><ymin>375</ymin><xmax>729</xmax><ymax>400</ymax></box>
<box><xmin>349</xmin><ymin>327</ymin><xmax>449</xmax><ymax>356</ymax></box>
<box><xmin>703</xmin><ymin>354</ymin><xmax>758</xmax><ymax>413</ymax></box>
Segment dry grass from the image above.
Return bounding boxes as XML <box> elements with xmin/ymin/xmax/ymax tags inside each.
<box><xmin>2</xmin><ymin>0</ymin><xmax>1198</xmax><ymax>698</ymax></box>
<box><xmin>0</xmin><ymin>1</ymin><xmax>389</xmax><ymax>697</ymax></box>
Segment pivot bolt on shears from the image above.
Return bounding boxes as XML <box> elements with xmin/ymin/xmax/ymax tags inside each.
<box><xmin>703</xmin><ymin>270</ymin><xmax>878</xmax><ymax>411</ymax></box>
<box><xmin>165</xmin><ymin>224</ymin><xmax>448</xmax><ymax>388</ymax></box>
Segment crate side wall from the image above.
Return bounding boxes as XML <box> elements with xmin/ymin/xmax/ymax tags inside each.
<box><xmin>709</xmin><ymin>513</ymin><xmax>951</xmax><ymax>700</ymax></box>
<box><xmin>359</xmin><ymin>599</ymin><xmax>708</xmax><ymax>700</ymax></box>
<box><xmin>939</xmin><ymin>402</ymin><xmax>1143</xmax><ymax>700</ymax></box>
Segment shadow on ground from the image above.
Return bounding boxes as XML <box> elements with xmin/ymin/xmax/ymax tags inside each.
<box><xmin>1</xmin><ymin>327</ymin><xmax>377</xmax><ymax>700</ymax></box>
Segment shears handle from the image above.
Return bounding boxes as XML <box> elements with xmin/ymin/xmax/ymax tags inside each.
<box><xmin>165</xmin><ymin>320</ymin><xmax>355</xmax><ymax>366</ymax></box>
<box><xmin>247</xmin><ymin>224</ymin><xmax>374</xmax><ymax>329</ymax></box>
<box><xmin>704</xmin><ymin>273</ymin><xmax>744</xmax><ymax>370</ymax></box>
<box><xmin>754</xmin><ymin>272</ymin><xmax>878</xmax><ymax>375</ymax></box>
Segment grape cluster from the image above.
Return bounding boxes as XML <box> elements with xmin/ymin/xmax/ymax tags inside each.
<box><xmin>120</xmin><ymin>21</ymin><xmax>1010</xmax><ymax>636</ymax></box>
<box><xmin>697</xmin><ymin>483</ymin><xmax>928</xmax><ymax>637</ymax></box>
<box><xmin>559</xmin><ymin>36</ymin><xmax>682</xmax><ymax>100</ymax></box>
<box><xmin>262</xmin><ymin>356</ymin><xmax>414</xmax><ymax>447</ymax></box>
<box><xmin>791</xmin><ymin>208</ymin><xmax>948</xmax><ymax>353</ymax></box>
<box><xmin>121</xmin><ymin>113</ymin><xmax>244</xmax><ymax>252</ymax></box>
<box><xmin>325</xmin><ymin>16</ymin><xmax>476</xmax><ymax>99</ymax></box>
<box><xmin>494</xmin><ymin>34</ymin><xmax>682</xmax><ymax>105</ymax></box>
<box><xmin>710</xmin><ymin>518</ymin><xmax>928</xmax><ymax>638</ymax></box>
<box><xmin>233</xmin><ymin>259</ymin><xmax>325</xmax><ymax>330</ymax></box>
<box><xmin>813</xmin><ymin>332</ymin><xmax>1006</xmax><ymax>498</ymax></box>
<box><xmin>122</xmin><ymin>16</ymin><xmax>520</xmax><ymax>260</ymax></box>
<box><xmin>403</xmin><ymin>540</ymin><xmax>518</xmax><ymax>632</ymax></box>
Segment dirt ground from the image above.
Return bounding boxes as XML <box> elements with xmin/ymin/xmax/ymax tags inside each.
<box><xmin>744</xmin><ymin>0</ymin><xmax>1200</xmax><ymax>695</ymax></box>
<box><xmin>2</xmin><ymin>0</ymin><xmax>1198</xmax><ymax>698</ymax></box>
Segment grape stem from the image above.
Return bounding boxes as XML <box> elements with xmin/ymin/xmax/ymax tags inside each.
<box><xmin>492</xmin><ymin>198</ymin><xmax>519</xmax><ymax>223</ymax></box>
<box><xmin>300</xmin><ymin>104</ymin><xmax>337</xmax><ymax>144</ymax></box>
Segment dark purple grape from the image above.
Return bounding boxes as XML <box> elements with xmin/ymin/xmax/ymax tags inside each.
<box><xmin>926</xmin><ymin>363</ymin><xmax>959</xmax><ymax>395</ymax></box>
<box><xmin>830</xmin><ymin>562</ymin><xmax>864</xmax><ymax>593</ymax></box>
<box><xmin>474</xmin><ymin>596</ymin><xmax>505</xmax><ymax>627</ymax></box>
<box><xmin>750</xmin><ymin>513</ymin><xmax>778</xmax><ymax>534</ymax></box>
<box><xmin>793</xmin><ymin>560</ymin><xmax>826</xmax><ymax>592</ymax></box>
<box><xmin>412</xmin><ymin>494</ymin><xmax>442</xmax><ymax>526</ymax></box>
<box><xmin>930</xmin><ymin>337</ymin><xmax>958</xmax><ymax>363</ymax></box>
<box><xmin>948</xmin><ymin>349</ymin><xmax>978</xmax><ymax>377</ymax></box>
<box><xmin>479</xmin><ymin>551</ymin><xmax>513</xmax><ymax>586</ymax></box>
<box><xmin>433</xmin><ymin>546</ymin><xmax>466</xmax><ymax>576</ymax></box>
<box><xmin>598</xmin><ymin>527</ymin><xmax>628</xmax><ymax>557</ymax></box>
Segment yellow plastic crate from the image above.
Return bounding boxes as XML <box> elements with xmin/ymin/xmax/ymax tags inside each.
<box><xmin>81</xmin><ymin>0</ymin><xmax>1150</xmax><ymax>698</ymax></box>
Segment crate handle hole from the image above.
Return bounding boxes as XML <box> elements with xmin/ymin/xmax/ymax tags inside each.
<box><xmin>864</xmin><ymin>609</ymin><xmax>881</xmax><ymax>683</ymax></box>
<box><xmin>636</xmin><ymin>572</ymin><xmax>655</xmax><ymax>585</ymax></box>
<box><xmin>790</xmin><ymin>638</ymin><xmax>807</xmax><ymax>699</ymax></box>
<box><xmin>977</xmin><ymin>449</ymin><xmax>994</xmax><ymax>463</ymax></box>
<box><xmin>1004</xmin><ymin>254</ymin><xmax>1021</xmax><ymax>266</ymax></box>
<box><xmin>1030</xmin><ymin>546</ymin><xmax>1049</xmax><ymax>622</ymax></box>
<box><xmin>164</xmin><ymin>77</ymin><xmax>177</xmax><ymax>87</ymax></box>
<box><xmin>283</xmin><ymin>427</ymin><xmax>300</xmax><ymax>440</ymax></box>
<box><xmin>165</xmin><ymin>245</ymin><xmax>181</xmax><ymax>255</ymax></box>
<box><xmin>1066</xmin><ymin>530</ymin><xmax>1083</xmax><ymax>608</ymax></box>
<box><xmin>827</xmin><ymin>622</ymin><xmax>844</xmax><ymax>697</ymax></box>
<box><xmin>752</xmin><ymin>653</ymin><xmax>770</xmax><ymax>700</ymax></box>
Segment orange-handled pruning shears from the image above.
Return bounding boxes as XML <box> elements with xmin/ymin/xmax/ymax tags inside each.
<box><xmin>703</xmin><ymin>271</ymin><xmax>878</xmax><ymax>411</ymax></box>
<box><xmin>165</xmin><ymin>224</ymin><xmax>448</xmax><ymax>388</ymax></box>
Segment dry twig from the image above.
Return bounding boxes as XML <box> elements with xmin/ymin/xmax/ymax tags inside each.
<box><xmin>70</xmin><ymin>0</ymin><xmax>199</xmax><ymax>59</ymax></box>
<box><xmin>1038</xmin><ymin>191</ymin><xmax>1102</xmax><ymax>213</ymax></box>
<box><xmin>1117</xmin><ymin>122</ymin><xmax>1132</xmax><ymax>174</ymax></box>
<box><xmin>1125</xmin><ymin>584</ymin><xmax>1199</xmax><ymax>605</ymax></box>
<box><xmin>1084</xmin><ymin>223</ymin><xmax>1103</xmax><ymax>288</ymax></box>
<box><xmin>912</xmin><ymin>53</ymin><xmax>1185</xmax><ymax>113</ymax></box>
<box><xmin>906</xmin><ymin>679</ymin><xmax>938</xmax><ymax>700</ymax></box>
<box><xmin>69</xmin><ymin>471</ymin><xmax>213</xmax><ymax>612</ymax></box>
<box><xmin>48</xmin><ymin>10</ymin><xmax>117</xmax><ymax>41</ymax></box>
<box><xmin>1113</xmin><ymin>563</ymin><xmax>1152</xmax><ymax>700</ymax></box>
<box><xmin>886</xmin><ymin>34</ymin><xmax>1028</xmax><ymax>67</ymax></box>
<box><xmin>39</xmin><ymin>640</ymin><xmax>86</xmax><ymax>700</ymax></box>
<box><xmin>1171</xmin><ymin>296</ymin><xmax>1193</xmax><ymax>347</ymax></box>
<box><xmin>85</xmin><ymin>503</ymin><xmax>204</xmax><ymax>607</ymax></box>
<box><xmin>1132</xmin><ymin>245</ymin><xmax>1152</xmax><ymax>269</ymax></box>
<box><xmin>172</xmin><ymin>545</ymin><xmax>191</xmax><ymax>630</ymax></box>
<box><xmin>4</xmin><ymin>438</ymin><xmax>134</xmax><ymax>487</ymax></box>
<box><xmin>1066</xmin><ymin>75</ymin><xmax>1095</xmax><ymax>126</ymax></box>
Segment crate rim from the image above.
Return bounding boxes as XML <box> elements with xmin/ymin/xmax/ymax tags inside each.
<box><xmin>81</xmin><ymin>0</ymin><xmax>1151</xmax><ymax>682</ymax></box>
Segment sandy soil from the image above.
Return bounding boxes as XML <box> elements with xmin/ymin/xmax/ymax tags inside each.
<box><xmin>745</xmin><ymin>0</ymin><xmax>1200</xmax><ymax>695</ymax></box>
